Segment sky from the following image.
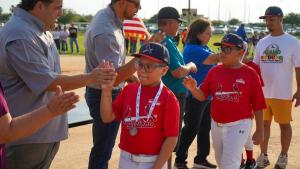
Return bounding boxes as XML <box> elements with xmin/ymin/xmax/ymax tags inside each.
<box><xmin>1</xmin><ymin>0</ymin><xmax>300</xmax><ymax>23</ymax></box>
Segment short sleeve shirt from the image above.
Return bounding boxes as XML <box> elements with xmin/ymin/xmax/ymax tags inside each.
<box><xmin>112</xmin><ymin>83</ymin><xmax>180</xmax><ymax>155</ymax></box>
<box><xmin>161</xmin><ymin>35</ymin><xmax>187</xmax><ymax>94</ymax></box>
<box><xmin>183</xmin><ymin>44</ymin><xmax>215</xmax><ymax>85</ymax></box>
<box><xmin>0</xmin><ymin>84</ymin><xmax>9</xmax><ymax>169</ymax></box>
<box><xmin>0</xmin><ymin>7</ymin><xmax>67</xmax><ymax>146</ymax></box>
<box><xmin>85</xmin><ymin>5</ymin><xmax>126</xmax><ymax>90</ymax></box>
<box><xmin>254</xmin><ymin>33</ymin><xmax>300</xmax><ymax>100</ymax></box>
<box><xmin>200</xmin><ymin>65</ymin><xmax>266</xmax><ymax>123</ymax></box>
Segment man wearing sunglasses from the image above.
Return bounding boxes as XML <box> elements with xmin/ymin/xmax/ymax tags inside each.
<box><xmin>84</xmin><ymin>0</ymin><xmax>141</xmax><ymax>169</ymax></box>
<box><xmin>254</xmin><ymin>6</ymin><xmax>300</xmax><ymax>169</ymax></box>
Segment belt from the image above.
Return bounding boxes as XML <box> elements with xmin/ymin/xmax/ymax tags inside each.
<box><xmin>215</xmin><ymin>119</ymin><xmax>251</xmax><ymax>127</ymax></box>
<box><xmin>121</xmin><ymin>150</ymin><xmax>157</xmax><ymax>163</ymax></box>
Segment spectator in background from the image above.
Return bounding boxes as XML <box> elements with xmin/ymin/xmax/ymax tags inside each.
<box><xmin>52</xmin><ymin>25</ymin><xmax>61</xmax><ymax>52</ymax></box>
<box><xmin>69</xmin><ymin>23</ymin><xmax>79</xmax><ymax>54</ymax></box>
<box><xmin>236</xmin><ymin>23</ymin><xmax>248</xmax><ymax>43</ymax></box>
<box><xmin>60</xmin><ymin>25</ymin><xmax>69</xmax><ymax>54</ymax></box>
<box><xmin>173</xmin><ymin>32</ymin><xmax>180</xmax><ymax>46</ymax></box>
<box><xmin>181</xmin><ymin>28</ymin><xmax>188</xmax><ymax>46</ymax></box>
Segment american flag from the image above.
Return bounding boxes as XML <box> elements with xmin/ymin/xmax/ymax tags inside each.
<box><xmin>123</xmin><ymin>16</ymin><xmax>150</xmax><ymax>41</ymax></box>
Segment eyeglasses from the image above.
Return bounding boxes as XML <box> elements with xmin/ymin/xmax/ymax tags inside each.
<box><xmin>126</xmin><ymin>0</ymin><xmax>141</xmax><ymax>8</ymax></box>
<box><xmin>219</xmin><ymin>46</ymin><xmax>241</xmax><ymax>54</ymax></box>
<box><xmin>134</xmin><ymin>60</ymin><xmax>165</xmax><ymax>73</ymax></box>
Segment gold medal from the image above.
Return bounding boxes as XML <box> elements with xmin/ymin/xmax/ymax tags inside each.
<box><xmin>129</xmin><ymin>127</ymin><xmax>138</xmax><ymax>136</ymax></box>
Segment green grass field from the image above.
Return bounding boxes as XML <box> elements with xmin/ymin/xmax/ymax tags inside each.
<box><xmin>62</xmin><ymin>32</ymin><xmax>223</xmax><ymax>56</ymax></box>
<box><xmin>62</xmin><ymin>32</ymin><xmax>299</xmax><ymax>57</ymax></box>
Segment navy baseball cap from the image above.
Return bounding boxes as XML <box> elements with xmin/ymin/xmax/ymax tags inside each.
<box><xmin>131</xmin><ymin>42</ymin><xmax>170</xmax><ymax>65</ymax></box>
<box><xmin>259</xmin><ymin>6</ymin><xmax>283</xmax><ymax>19</ymax></box>
<box><xmin>214</xmin><ymin>33</ymin><xmax>245</xmax><ymax>49</ymax></box>
<box><xmin>158</xmin><ymin>7</ymin><xmax>185</xmax><ymax>22</ymax></box>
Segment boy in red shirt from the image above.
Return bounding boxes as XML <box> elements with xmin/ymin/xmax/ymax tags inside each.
<box><xmin>240</xmin><ymin>42</ymin><xmax>265</xmax><ymax>169</ymax></box>
<box><xmin>183</xmin><ymin>33</ymin><xmax>266</xmax><ymax>169</ymax></box>
<box><xmin>100</xmin><ymin>42</ymin><xmax>180</xmax><ymax>169</ymax></box>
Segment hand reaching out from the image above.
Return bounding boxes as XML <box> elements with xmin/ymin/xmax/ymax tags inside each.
<box><xmin>46</xmin><ymin>85</ymin><xmax>80</xmax><ymax>117</ymax></box>
<box><xmin>183</xmin><ymin>76</ymin><xmax>198</xmax><ymax>92</ymax></box>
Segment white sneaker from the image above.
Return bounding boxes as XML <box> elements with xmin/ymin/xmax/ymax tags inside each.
<box><xmin>256</xmin><ymin>153</ymin><xmax>270</xmax><ymax>168</ymax></box>
<box><xmin>275</xmin><ymin>154</ymin><xmax>288</xmax><ymax>169</ymax></box>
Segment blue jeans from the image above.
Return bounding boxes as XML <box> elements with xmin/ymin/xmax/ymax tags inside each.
<box><xmin>70</xmin><ymin>37</ymin><xmax>79</xmax><ymax>53</ymax></box>
<box><xmin>85</xmin><ymin>87</ymin><xmax>120</xmax><ymax>169</ymax></box>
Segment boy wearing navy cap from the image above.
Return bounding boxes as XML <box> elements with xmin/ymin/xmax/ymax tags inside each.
<box><xmin>183</xmin><ymin>33</ymin><xmax>266</xmax><ymax>169</ymax></box>
<box><xmin>100</xmin><ymin>42</ymin><xmax>180</xmax><ymax>169</ymax></box>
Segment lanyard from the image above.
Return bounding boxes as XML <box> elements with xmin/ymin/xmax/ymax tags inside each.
<box><xmin>135</xmin><ymin>82</ymin><xmax>163</xmax><ymax>122</ymax></box>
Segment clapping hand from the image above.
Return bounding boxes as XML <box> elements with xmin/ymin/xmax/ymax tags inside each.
<box><xmin>47</xmin><ymin>85</ymin><xmax>80</xmax><ymax>117</ymax></box>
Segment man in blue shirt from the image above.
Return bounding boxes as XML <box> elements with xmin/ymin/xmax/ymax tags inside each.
<box><xmin>157</xmin><ymin>6</ymin><xmax>197</xmax><ymax>169</ymax></box>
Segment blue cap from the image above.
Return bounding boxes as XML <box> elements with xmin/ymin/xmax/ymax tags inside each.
<box><xmin>213</xmin><ymin>33</ymin><xmax>245</xmax><ymax>49</ymax></box>
<box><xmin>259</xmin><ymin>6</ymin><xmax>283</xmax><ymax>19</ymax></box>
<box><xmin>131</xmin><ymin>42</ymin><xmax>170</xmax><ymax>65</ymax></box>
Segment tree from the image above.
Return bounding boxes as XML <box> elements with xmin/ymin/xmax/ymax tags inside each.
<box><xmin>283</xmin><ymin>12</ymin><xmax>300</xmax><ymax>30</ymax></box>
<box><xmin>212</xmin><ymin>20</ymin><xmax>225</xmax><ymax>26</ymax></box>
<box><xmin>57</xmin><ymin>9</ymin><xmax>93</xmax><ymax>24</ymax></box>
<box><xmin>228</xmin><ymin>18</ymin><xmax>240</xmax><ymax>25</ymax></box>
<box><xmin>145</xmin><ymin>14</ymin><xmax>157</xmax><ymax>24</ymax></box>
<box><xmin>0</xmin><ymin>6</ymin><xmax>11</xmax><ymax>23</ymax></box>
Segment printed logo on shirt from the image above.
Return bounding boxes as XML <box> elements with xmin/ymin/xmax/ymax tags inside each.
<box><xmin>260</xmin><ymin>44</ymin><xmax>283</xmax><ymax>63</ymax></box>
<box><xmin>123</xmin><ymin>99</ymin><xmax>159</xmax><ymax>129</ymax></box>
<box><xmin>215</xmin><ymin>81</ymin><xmax>243</xmax><ymax>102</ymax></box>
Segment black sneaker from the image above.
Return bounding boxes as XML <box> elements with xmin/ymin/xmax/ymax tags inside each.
<box><xmin>245</xmin><ymin>159</ymin><xmax>257</xmax><ymax>169</ymax></box>
<box><xmin>193</xmin><ymin>160</ymin><xmax>217</xmax><ymax>169</ymax></box>
<box><xmin>174</xmin><ymin>162</ymin><xmax>189</xmax><ymax>169</ymax></box>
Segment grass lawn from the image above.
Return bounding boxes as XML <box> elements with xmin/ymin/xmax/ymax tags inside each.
<box><xmin>61</xmin><ymin>32</ymin><xmax>300</xmax><ymax>57</ymax></box>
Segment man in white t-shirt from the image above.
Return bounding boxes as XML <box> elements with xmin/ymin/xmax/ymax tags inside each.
<box><xmin>254</xmin><ymin>6</ymin><xmax>300</xmax><ymax>169</ymax></box>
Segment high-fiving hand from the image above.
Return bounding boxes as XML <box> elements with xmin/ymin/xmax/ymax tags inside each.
<box><xmin>99</xmin><ymin>60</ymin><xmax>118</xmax><ymax>90</ymax></box>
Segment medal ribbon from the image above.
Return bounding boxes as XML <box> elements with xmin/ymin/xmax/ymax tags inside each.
<box><xmin>135</xmin><ymin>82</ymin><xmax>163</xmax><ymax>122</ymax></box>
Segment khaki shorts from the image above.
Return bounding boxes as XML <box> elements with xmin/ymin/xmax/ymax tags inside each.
<box><xmin>263</xmin><ymin>99</ymin><xmax>293</xmax><ymax>124</ymax></box>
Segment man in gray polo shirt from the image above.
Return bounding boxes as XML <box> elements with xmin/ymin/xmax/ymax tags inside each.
<box><xmin>85</xmin><ymin>0</ymin><xmax>141</xmax><ymax>168</ymax></box>
<box><xmin>0</xmin><ymin>0</ymin><xmax>106</xmax><ymax>168</ymax></box>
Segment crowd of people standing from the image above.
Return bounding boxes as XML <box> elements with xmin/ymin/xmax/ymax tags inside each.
<box><xmin>51</xmin><ymin>23</ymin><xmax>79</xmax><ymax>54</ymax></box>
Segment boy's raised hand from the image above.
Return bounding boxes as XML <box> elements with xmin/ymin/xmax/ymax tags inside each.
<box><xmin>183</xmin><ymin>76</ymin><xmax>198</xmax><ymax>92</ymax></box>
<box><xmin>99</xmin><ymin>60</ymin><xmax>118</xmax><ymax>90</ymax></box>
<box><xmin>47</xmin><ymin>85</ymin><xmax>80</xmax><ymax>117</ymax></box>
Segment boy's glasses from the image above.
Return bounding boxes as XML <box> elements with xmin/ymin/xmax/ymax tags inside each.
<box><xmin>134</xmin><ymin>60</ymin><xmax>165</xmax><ymax>73</ymax></box>
<box><xmin>219</xmin><ymin>46</ymin><xmax>240</xmax><ymax>54</ymax></box>
<box><xmin>126</xmin><ymin>0</ymin><xmax>141</xmax><ymax>8</ymax></box>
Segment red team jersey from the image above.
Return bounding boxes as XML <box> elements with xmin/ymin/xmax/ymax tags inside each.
<box><xmin>200</xmin><ymin>65</ymin><xmax>266</xmax><ymax>123</ymax></box>
<box><xmin>113</xmin><ymin>83</ymin><xmax>180</xmax><ymax>155</ymax></box>
<box><xmin>245</xmin><ymin>61</ymin><xmax>264</xmax><ymax>86</ymax></box>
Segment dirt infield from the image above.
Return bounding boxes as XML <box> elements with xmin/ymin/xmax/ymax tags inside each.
<box><xmin>51</xmin><ymin>55</ymin><xmax>300</xmax><ymax>169</ymax></box>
